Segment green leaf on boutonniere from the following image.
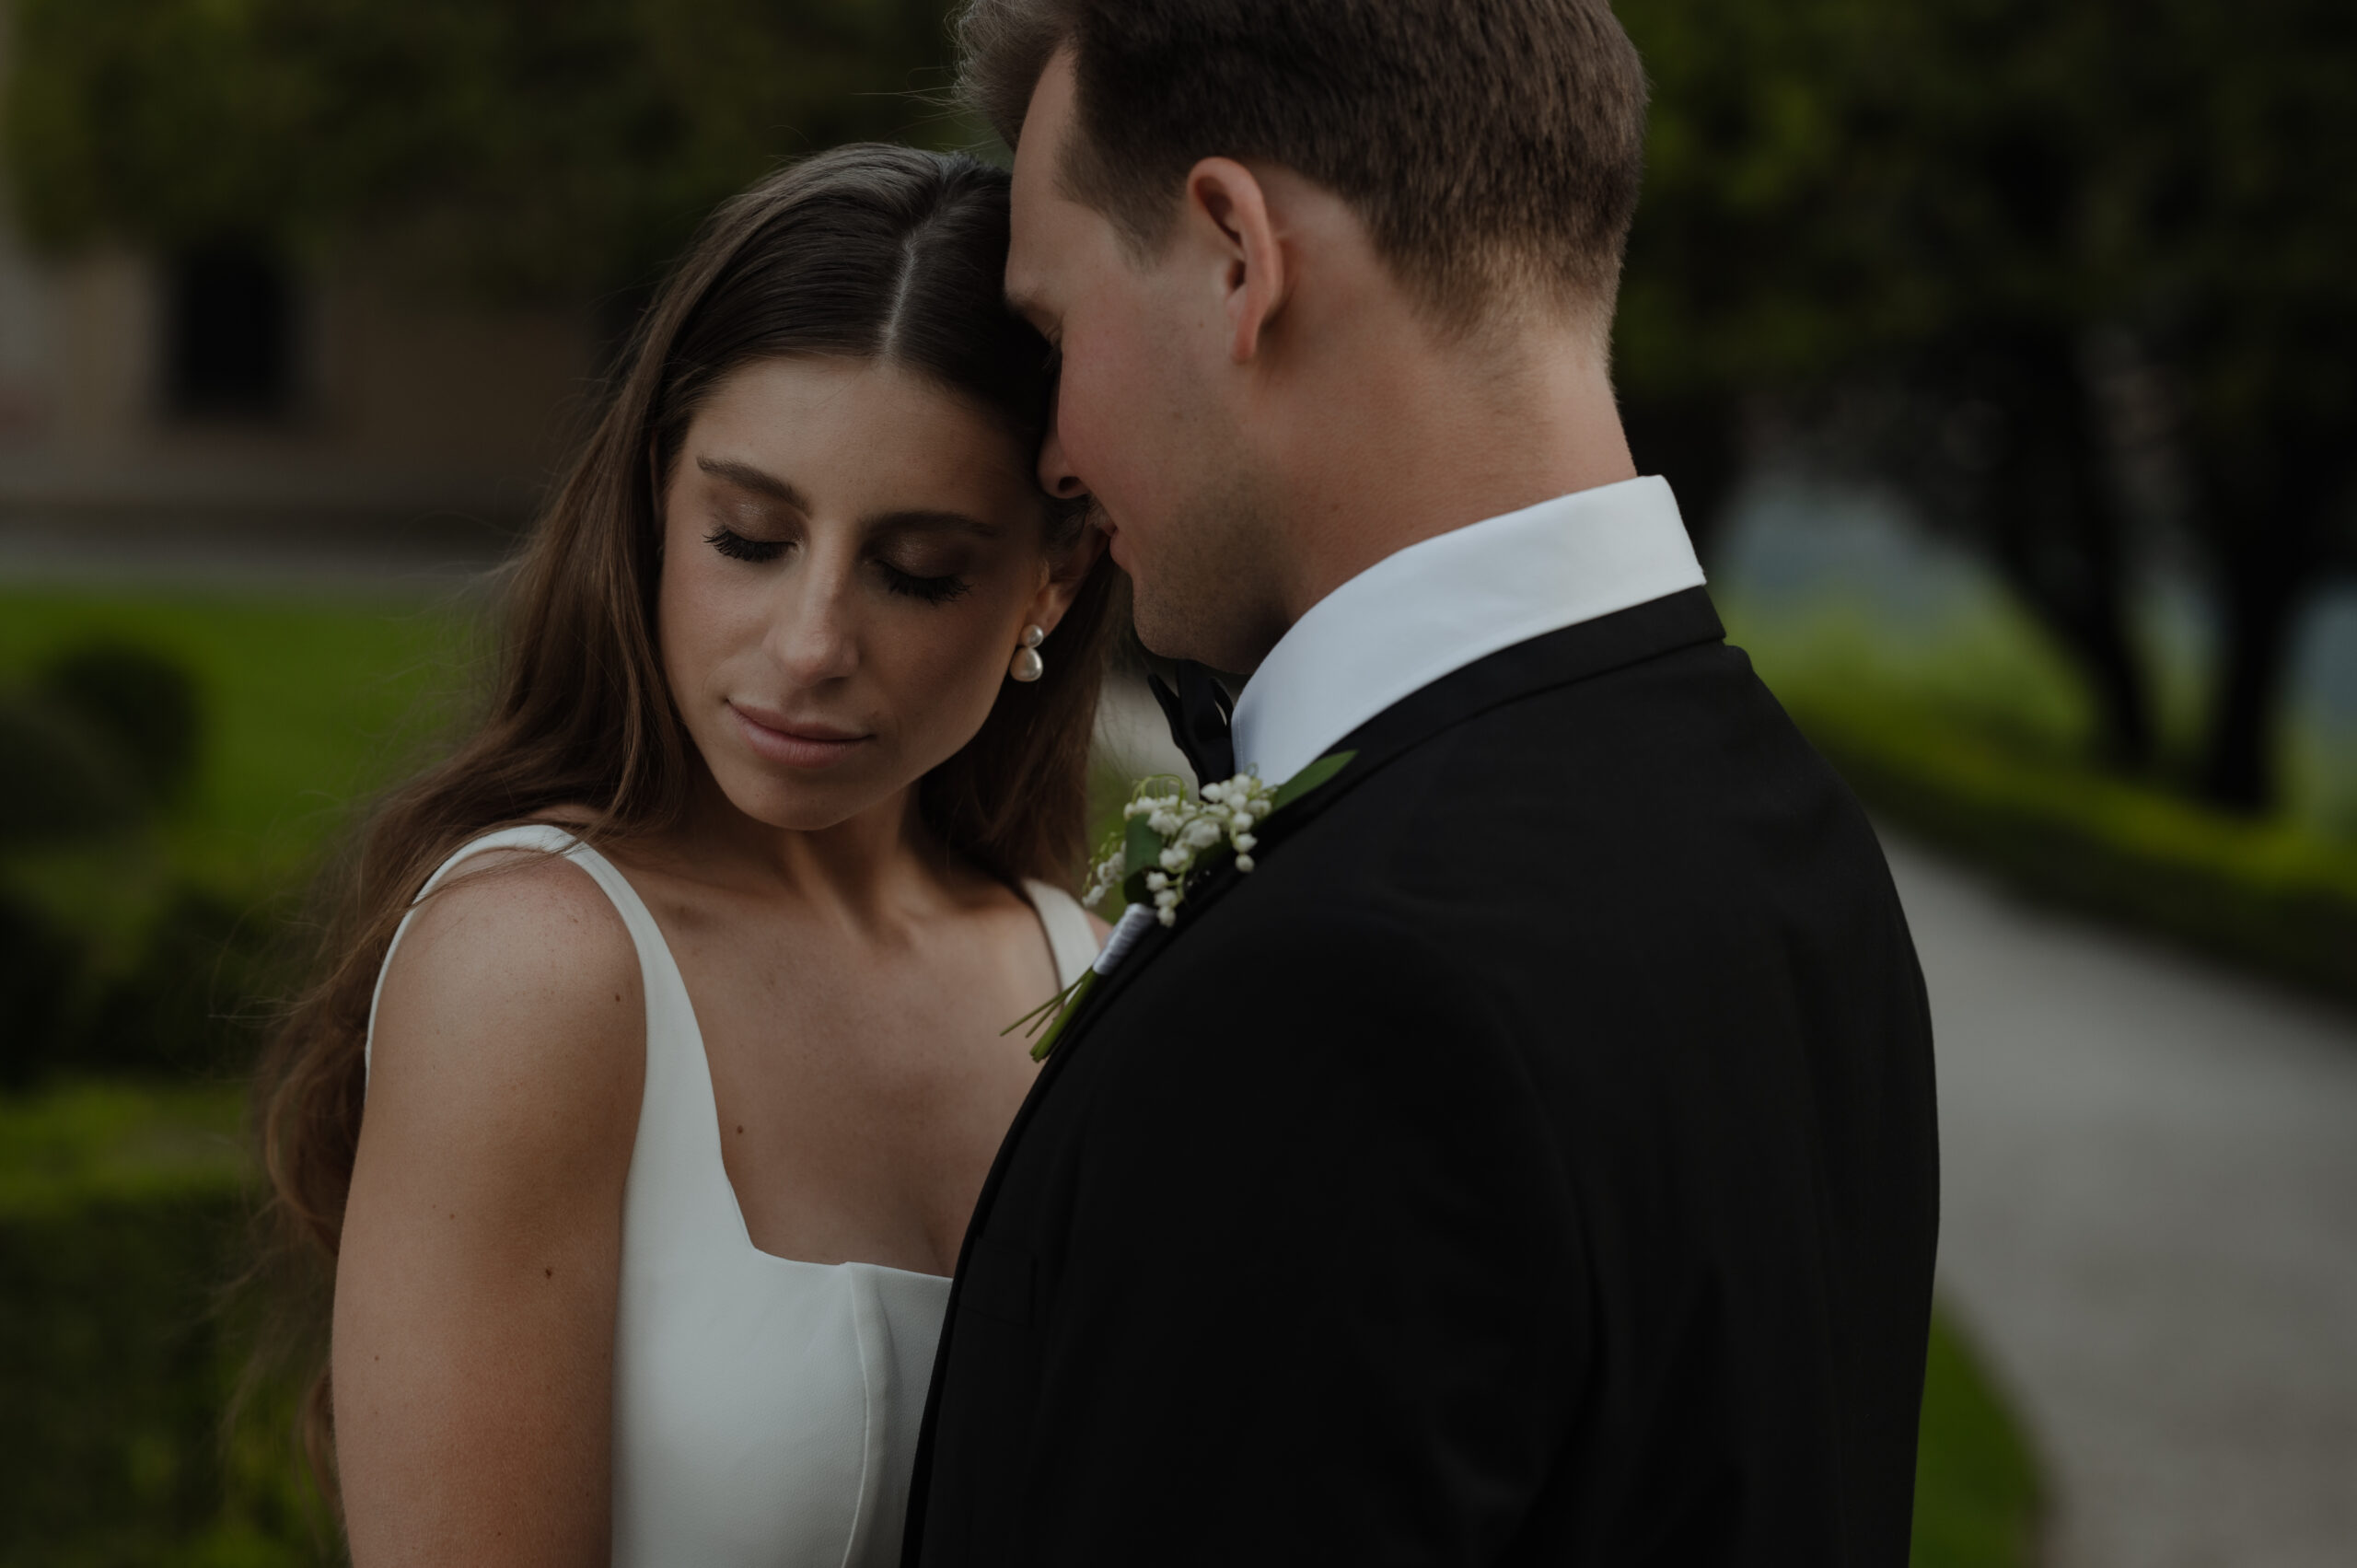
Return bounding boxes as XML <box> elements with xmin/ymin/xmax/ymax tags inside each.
<box><xmin>1271</xmin><ymin>749</ymin><xmax>1355</xmax><ymax>811</ymax></box>
<box><xmin>1120</xmin><ymin>810</ymin><xmax>1162</xmax><ymax>877</ymax></box>
<box><xmin>1118</xmin><ymin>811</ymin><xmax>1162</xmax><ymax>905</ymax></box>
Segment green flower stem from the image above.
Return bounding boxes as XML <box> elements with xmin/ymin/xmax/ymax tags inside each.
<box><xmin>1028</xmin><ymin>970</ymin><xmax>1097</xmax><ymax>1062</ymax></box>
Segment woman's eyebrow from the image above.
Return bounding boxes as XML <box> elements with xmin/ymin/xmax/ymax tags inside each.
<box><xmin>697</xmin><ymin>456</ymin><xmax>808</xmax><ymax>509</ymax></box>
<box><xmin>866</xmin><ymin>509</ymin><xmax>1004</xmax><ymax>540</ymax></box>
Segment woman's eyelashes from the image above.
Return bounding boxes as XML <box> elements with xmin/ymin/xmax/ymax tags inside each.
<box><xmin>878</xmin><ymin>563</ymin><xmax>974</xmax><ymax>605</ymax></box>
<box><xmin>705</xmin><ymin>524</ymin><xmax>787</xmax><ymax>563</ymax></box>
<box><xmin>705</xmin><ymin>523</ymin><xmax>974</xmax><ymax>605</ymax></box>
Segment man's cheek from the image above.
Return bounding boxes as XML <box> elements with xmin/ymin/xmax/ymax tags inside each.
<box><xmin>1069</xmin><ymin>357</ymin><xmax>1151</xmax><ymax>494</ymax></box>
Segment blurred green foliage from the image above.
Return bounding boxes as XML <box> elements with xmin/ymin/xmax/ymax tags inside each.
<box><xmin>1620</xmin><ymin>0</ymin><xmax>2357</xmax><ymax>450</ymax></box>
<box><xmin>36</xmin><ymin>643</ymin><xmax>206</xmax><ymax>808</ymax></box>
<box><xmin>0</xmin><ymin>1084</ymin><xmax>331</xmax><ymax>1568</ymax></box>
<box><xmin>1619</xmin><ymin>0</ymin><xmax>2357</xmax><ymax>810</ymax></box>
<box><xmin>0</xmin><ymin>588</ymin><xmax>476</xmax><ymax>1086</ymax></box>
<box><xmin>1910</xmin><ymin>1311</ymin><xmax>2044</xmax><ymax>1568</ymax></box>
<box><xmin>3</xmin><ymin>0</ymin><xmax>962</xmax><ymax>296</ymax></box>
<box><xmin>1734</xmin><ymin>598</ymin><xmax>2357</xmax><ymax>1007</ymax></box>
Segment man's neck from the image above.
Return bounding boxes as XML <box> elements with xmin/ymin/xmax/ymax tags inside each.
<box><xmin>1260</xmin><ymin>310</ymin><xmax>1636</xmax><ymax>631</ymax></box>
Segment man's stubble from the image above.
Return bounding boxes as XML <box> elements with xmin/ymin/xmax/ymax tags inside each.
<box><xmin>1120</xmin><ymin>452</ymin><xmax>1294</xmax><ymax>678</ymax></box>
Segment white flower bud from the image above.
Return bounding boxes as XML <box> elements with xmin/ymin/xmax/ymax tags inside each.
<box><xmin>1234</xmin><ymin>833</ymin><xmax>1256</xmax><ymax>852</ymax></box>
<box><xmin>1236</xmin><ymin>854</ymin><xmax>1256</xmax><ymax>872</ymax></box>
<box><xmin>1145</xmin><ymin>872</ymin><xmax>1168</xmax><ymax>891</ymax></box>
<box><xmin>1157</xmin><ymin>907</ymin><xmax>1177</xmax><ymax>926</ymax></box>
<box><xmin>1159</xmin><ymin>846</ymin><xmax>1187</xmax><ymax>871</ymax></box>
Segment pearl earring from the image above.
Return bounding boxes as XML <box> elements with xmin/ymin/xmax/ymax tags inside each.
<box><xmin>1009</xmin><ymin>624</ymin><xmax>1047</xmax><ymax>683</ymax></box>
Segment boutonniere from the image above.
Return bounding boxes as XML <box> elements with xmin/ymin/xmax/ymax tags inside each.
<box><xmin>1007</xmin><ymin>750</ymin><xmax>1355</xmax><ymax>1060</ymax></box>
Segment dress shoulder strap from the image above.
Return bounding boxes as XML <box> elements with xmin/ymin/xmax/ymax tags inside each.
<box><xmin>1023</xmin><ymin>879</ymin><xmax>1103</xmax><ymax>991</ymax></box>
<box><xmin>364</xmin><ymin>823</ymin><xmax>666</xmax><ymax>1082</ymax></box>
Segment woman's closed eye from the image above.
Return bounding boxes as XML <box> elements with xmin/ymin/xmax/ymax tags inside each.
<box><xmin>705</xmin><ymin>524</ymin><xmax>788</xmax><ymax>564</ymax></box>
<box><xmin>877</xmin><ymin>561</ymin><xmax>973</xmax><ymax>605</ymax></box>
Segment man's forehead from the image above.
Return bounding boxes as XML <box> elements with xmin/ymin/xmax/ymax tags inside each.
<box><xmin>1015</xmin><ymin>47</ymin><xmax>1081</xmax><ymax>182</ymax></box>
<box><xmin>1004</xmin><ymin>52</ymin><xmax>1081</xmax><ymax>313</ymax></box>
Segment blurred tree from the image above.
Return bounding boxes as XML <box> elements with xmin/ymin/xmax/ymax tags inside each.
<box><xmin>1617</xmin><ymin>0</ymin><xmax>2357</xmax><ymax>807</ymax></box>
<box><xmin>2131</xmin><ymin>0</ymin><xmax>2357</xmax><ymax>810</ymax></box>
<box><xmin>2</xmin><ymin>0</ymin><xmax>962</xmax><ymax>299</ymax></box>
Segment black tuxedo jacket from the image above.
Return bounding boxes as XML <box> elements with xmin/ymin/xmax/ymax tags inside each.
<box><xmin>904</xmin><ymin>588</ymin><xmax>1939</xmax><ymax>1566</ymax></box>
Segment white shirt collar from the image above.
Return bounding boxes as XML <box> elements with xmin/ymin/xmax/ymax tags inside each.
<box><xmin>1228</xmin><ymin>475</ymin><xmax>1704</xmax><ymax>785</ymax></box>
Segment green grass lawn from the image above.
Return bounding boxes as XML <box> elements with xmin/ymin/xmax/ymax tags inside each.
<box><xmin>1912</xmin><ymin>1312</ymin><xmax>2044</xmax><ymax>1567</ymax></box>
<box><xmin>0</xmin><ymin>585</ymin><xmax>482</xmax><ymax>904</ymax></box>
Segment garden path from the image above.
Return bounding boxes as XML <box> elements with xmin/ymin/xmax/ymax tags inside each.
<box><xmin>1892</xmin><ymin>836</ymin><xmax>2357</xmax><ymax>1568</ymax></box>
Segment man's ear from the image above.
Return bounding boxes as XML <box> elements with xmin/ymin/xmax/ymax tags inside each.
<box><xmin>1184</xmin><ymin>158</ymin><xmax>1289</xmax><ymax>365</ymax></box>
<box><xmin>1024</xmin><ymin>522</ymin><xmax>1109</xmax><ymax>638</ymax></box>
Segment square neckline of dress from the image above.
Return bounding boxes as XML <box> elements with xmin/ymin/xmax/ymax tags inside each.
<box><xmin>606</xmin><ymin>846</ymin><xmax>1087</xmax><ymax>1286</ymax></box>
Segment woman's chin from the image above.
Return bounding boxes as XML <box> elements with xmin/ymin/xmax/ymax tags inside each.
<box><xmin>708</xmin><ymin>764</ymin><xmax>906</xmax><ymax>837</ymax></box>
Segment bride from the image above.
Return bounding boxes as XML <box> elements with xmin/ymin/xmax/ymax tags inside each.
<box><xmin>255</xmin><ymin>144</ymin><xmax>1116</xmax><ymax>1564</ymax></box>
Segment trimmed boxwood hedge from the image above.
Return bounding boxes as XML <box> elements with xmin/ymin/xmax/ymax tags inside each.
<box><xmin>0</xmin><ymin>1085</ymin><xmax>330</xmax><ymax>1568</ymax></box>
<box><xmin>1789</xmin><ymin>694</ymin><xmax>2357</xmax><ymax>1011</ymax></box>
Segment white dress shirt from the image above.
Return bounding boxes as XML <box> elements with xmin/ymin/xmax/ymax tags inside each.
<box><xmin>1228</xmin><ymin>475</ymin><xmax>1706</xmax><ymax>785</ymax></box>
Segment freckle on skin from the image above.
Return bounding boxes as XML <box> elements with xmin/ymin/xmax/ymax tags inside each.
<box><xmin>545</xmin><ymin>1267</ymin><xmax>554</xmax><ymax>1279</ymax></box>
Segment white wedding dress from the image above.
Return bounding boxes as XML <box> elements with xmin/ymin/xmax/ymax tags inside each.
<box><xmin>366</xmin><ymin>824</ymin><xmax>1100</xmax><ymax>1566</ymax></box>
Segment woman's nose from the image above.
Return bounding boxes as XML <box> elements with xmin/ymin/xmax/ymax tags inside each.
<box><xmin>763</xmin><ymin>577</ymin><xmax>860</xmax><ymax>685</ymax></box>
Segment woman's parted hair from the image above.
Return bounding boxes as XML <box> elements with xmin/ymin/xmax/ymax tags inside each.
<box><xmin>252</xmin><ymin>143</ymin><xmax>1117</xmax><ymax>1488</ymax></box>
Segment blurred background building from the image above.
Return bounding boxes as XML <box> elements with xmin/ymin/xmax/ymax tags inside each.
<box><xmin>0</xmin><ymin>2</ymin><xmax>2350</xmax><ymax>1566</ymax></box>
<box><xmin>0</xmin><ymin>7</ymin><xmax>599</xmax><ymax>549</ymax></box>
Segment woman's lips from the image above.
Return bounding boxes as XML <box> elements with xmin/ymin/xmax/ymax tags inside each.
<box><xmin>727</xmin><ymin>703</ymin><xmax>872</xmax><ymax>771</ymax></box>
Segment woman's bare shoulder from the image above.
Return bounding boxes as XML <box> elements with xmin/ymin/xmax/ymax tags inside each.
<box><xmin>366</xmin><ymin>846</ymin><xmax>644</xmax><ymax>1164</ymax></box>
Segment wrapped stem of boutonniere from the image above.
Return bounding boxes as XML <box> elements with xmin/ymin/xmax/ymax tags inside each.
<box><xmin>1005</xmin><ymin>750</ymin><xmax>1354</xmax><ymax>1061</ymax></box>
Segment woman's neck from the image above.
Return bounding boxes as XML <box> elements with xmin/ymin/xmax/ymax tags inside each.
<box><xmin>665</xmin><ymin>771</ymin><xmax>973</xmax><ymax>929</ymax></box>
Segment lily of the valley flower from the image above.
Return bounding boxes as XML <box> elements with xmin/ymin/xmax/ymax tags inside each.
<box><xmin>1085</xmin><ymin>770</ymin><xmax>1280</xmax><ymax>925</ymax></box>
<box><xmin>1010</xmin><ymin>750</ymin><xmax>1355</xmax><ymax>1061</ymax></box>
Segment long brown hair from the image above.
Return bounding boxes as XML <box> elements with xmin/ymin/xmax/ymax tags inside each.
<box><xmin>252</xmin><ymin>144</ymin><xmax>1117</xmax><ymax>1489</ymax></box>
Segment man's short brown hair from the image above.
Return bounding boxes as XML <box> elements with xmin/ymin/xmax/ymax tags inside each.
<box><xmin>958</xmin><ymin>0</ymin><xmax>1649</xmax><ymax>328</ymax></box>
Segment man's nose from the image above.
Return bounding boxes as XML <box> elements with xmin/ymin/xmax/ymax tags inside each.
<box><xmin>1038</xmin><ymin>413</ymin><xmax>1087</xmax><ymax>502</ymax></box>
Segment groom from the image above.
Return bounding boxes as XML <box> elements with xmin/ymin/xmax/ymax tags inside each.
<box><xmin>907</xmin><ymin>1</ymin><xmax>1939</xmax><ymax>1562</ymax></box>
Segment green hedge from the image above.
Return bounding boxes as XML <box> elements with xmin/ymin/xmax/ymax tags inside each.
<box><xmin>0</xmin><ymin>1085</ymin><xmax>331</xmax><ymax>1568</ymax></box>
<box><xmin>1788</xmin><ymin>693</ymin><xmax>2357</xmax><ymax>1010</ymax></box>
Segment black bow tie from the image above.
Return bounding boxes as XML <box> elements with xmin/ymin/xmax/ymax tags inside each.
<box><xmin>1146</xmin><ymin>661</ymin><xmax>1237</xmax><ymax>786</ymax></box>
